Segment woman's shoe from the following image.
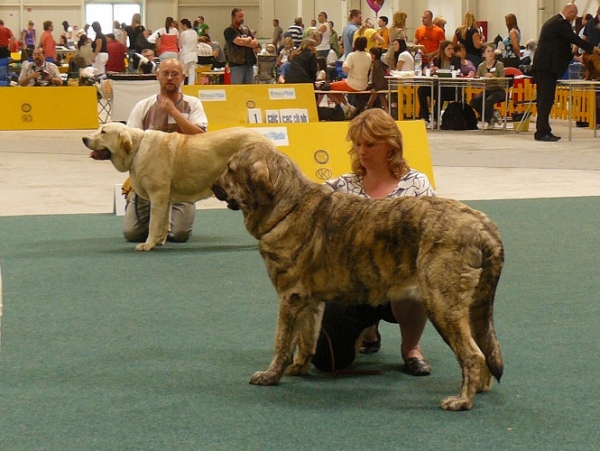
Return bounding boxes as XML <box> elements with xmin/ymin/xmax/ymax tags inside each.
<box><xmin>359</xmin><ymin>331</ymin><xmax>381</xmax><ymax>354</ymax></box>
<box><xmin>403</xmin><ymin>357</ymin><xmax>432</xmax><ymax>376</ymax></box>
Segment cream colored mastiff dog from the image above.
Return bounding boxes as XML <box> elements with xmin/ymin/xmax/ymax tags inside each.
<box><xmin>84</xmin><ymin>123</ymin><xmax>271</xmax><ymax>251</ymax></box>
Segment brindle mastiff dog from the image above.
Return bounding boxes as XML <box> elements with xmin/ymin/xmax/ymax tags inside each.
<box><xmin>212</xmin><ymin>145</ymin><xmax>505</xmax><ymax>411</ymax></box>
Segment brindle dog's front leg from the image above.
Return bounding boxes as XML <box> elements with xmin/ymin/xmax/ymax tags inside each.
<box><xmin>285</xmin><ymin>301</ymin><xmax>324</xmax><ymax>376</ymax></box>
<box><xmin>250</xmin><ymin>293</ymin><xmax>305</xmax><ymax>385</ymax></box>
<box><xmin>136</xmin><ymin>195</ymin><xmax>170</xmax><ymax>251</ymax></box>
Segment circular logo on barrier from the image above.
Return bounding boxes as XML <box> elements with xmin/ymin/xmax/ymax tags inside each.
<box><xmin>22</xmin><ymin>114</ymin><xmax>33</xmax><ymax>122</ymax></box>
<box><xmin>22</xmin><ymin>103</ymin><xmax>32</xmax><ymax>113</ymax></box>
<box><xmin>314</xmin><ymin>149</ymin><xmax>329</xmax><ymax>165</ymax></box>
<box><xmin>246</xmin><ymin>100</ymin><xmax>256</xmax><ymax>109</ymax></box>
<box><xmin>316</xmin><ymin>168</ymin><xmax>333</xmax><ymax>180</ymax></box>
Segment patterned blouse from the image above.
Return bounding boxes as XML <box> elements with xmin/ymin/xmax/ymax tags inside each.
<box><xmin>325</xmin><ymin>170</ymin><xmax>435</xmax><ymax>198</ymax></box>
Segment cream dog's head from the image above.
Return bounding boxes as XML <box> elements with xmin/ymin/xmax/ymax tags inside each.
<box><xmin>83</xmin><ymin>123</ymin><xmax>142</xmax><ymax>172</ymax></box>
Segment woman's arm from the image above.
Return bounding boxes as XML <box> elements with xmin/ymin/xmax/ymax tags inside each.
<box><xmin>509</xmin><ymin>29</ymin><xmax>520</xmax><ymax>57</ymax></box>
<box><xmin>92</xmin><ymin>38</ymin><xmax>101</xmax><ymax>62</ymax></box>
<box><xmin>472</xmin><ymin>29</ymin><xmax>483</xmax><ymax>49</ymax></box>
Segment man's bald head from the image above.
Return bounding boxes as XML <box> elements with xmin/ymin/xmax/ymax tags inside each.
<box><xmin>563</xmin><ymin>3</ymin><xmax>578</xmax><ymax>22</ymax></box>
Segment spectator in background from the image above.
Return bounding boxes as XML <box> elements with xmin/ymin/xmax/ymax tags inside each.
<box><xmin>277</xmin><ymin>36</ymin><xmax>294</xmax><ymax>67</ymax></box>
<box><xmin>353</xmin><ymin>17</ymin><xmax>384</xmax><ymax>52</ymax></box>
<box><xmin>272</xmin><ymin>19</ymin><xmax>283</xmax><ymax>47</ymax></box>
<box><xmin>0</xmin><ymin>19</ymin><xmax>15</xmax><ymax>59</ymax></box>
<box><xmin>393</xmin><ymin>38</ymin><xmax>414</xmax><ymax>71</ymax></box>
<box><xmin>224</xmin><ymin>8</ymin><xmax>258</xmax><ymax>84</ymax></box>
<box><xmin>148</xmin><ymin>16</ymin><xmax>179</xmax><ymax>61</ymax></box>
<box><xmin>179</xmin><ymin>18</ymin><xmax>198</xmax><ymax>85</ymax></box>
<box><xmin>21</xmin><ymin>21</ymin><xmax>36</xmax><ymax>53</ymax></box>
<box><xmin>501</xmin><ymin>13</ymin><xmax>521</xmax><ymax>68</ymax></box>
<box><xmin>205</xmin><ymin>34</ymin><xmax>226</xmax><ymax>68</ymax></box>
<box><xmin>342</xmin><ymin>9</ymin><xmax>362</xmax><ymax>57</ymax></box>
<box><xmin>454</xmin><ymin>42</ymin><xmax>476</xmax><ymax>76</ymax></box>
<box><xmin>196</xmin><ymin>16</ymin><xmax>209</xmax><ymax>37</ymax></box>
<box><xmin>124</xmin><ymin>13</ymin><xmax>146</xmax><ymax>57</ymax></box>
<box><xmin>287</xmin><ymin>17</ymin><xmax>304</xmax><ymax>48</ymax></box>
<box><xmin>197</xmin><ymin>36</ymin><xmax>214</xmax><ymax>65</ymax></box>
<box><xmin>39</xmin><ymin>20</ymin><xmax>57</xmax><ymax>63</ymax></box>
<box><xmin>414</xmin><ymin>10</ymin><xmax>445</xmax><ymax>65</ymax></box>
<box><xmin>18</xmin><ymin>47</ymin><xmax>62</xmax><ymax>86</ymax></box>
<box><xmin>91</xmin><ymin>21</ymin><xmax>108</xmax><ymax>76</ymax></box>
<box><xmin>315</xmin><ymin>12</ymin><xmax>332</xmax><ymax>58</ymax></box>
<box><xmin>376</xmin><ymin>16</ymin><xmax>389</xmax><ymax>49</ymax></box>
<box><xmin>113</xmin><ymin>20</ymin><xmax>127</xmax><ymax>45</ymax></box>
<box><xmin>285</xmin><ymin>38</ymin><xmax>318</xmax><ymax>84</ymax></box>
<box><xmin>105</xmin><ymin>33</ymin><xmax>127</xmax><ymax>73</ymax></box>
<box><xmin>433</xmin><ymin>15</ymin><xmax>447</xmax><ymax>33</ymax></box>
<box><xmin>61</xmin><ymin>21</ymin><xmax>74</xmax><ymax>48</ymax></box>
<box><xmin>329</xmin><ymin>21</ymin><xmax>340</xmax><ymax>57</ymax></box>
<box><xmin>452</xmin><ymin>11</ymin><xmax>483</xmax><ymax>67</ymax></box>
<box><xmin>75</xmin><ymin>34</ymin><xmax>93</xmax><ymax>66</ymax></box>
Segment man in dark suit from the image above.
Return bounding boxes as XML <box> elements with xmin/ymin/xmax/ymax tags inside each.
<box><xmin>533</xmin><ymin>3</ymin><xmax>600</xmax><ymax>141</ymax></box>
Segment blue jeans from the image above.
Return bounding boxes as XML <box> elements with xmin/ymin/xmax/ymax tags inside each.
<box><xmin>230</xmin><ymin>65</ymin><xmax>254</xmax><ymax>84</ymax></box>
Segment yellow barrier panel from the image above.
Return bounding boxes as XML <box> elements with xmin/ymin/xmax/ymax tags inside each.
<box><xmin>0</xmin><ymin>86</ymin><xmax>98</xmax><ymax>130</ymax></box>
<box><xmin>211</xmin><ymin>120</ymin><xmax>435</xmax><ymax>188</ymax></box>
<box><xmin>181</xmin><ymin>83</ymin><xmax>319</xmax><ymax>125</ymax></box>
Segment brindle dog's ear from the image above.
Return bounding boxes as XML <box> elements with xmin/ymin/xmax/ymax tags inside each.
<box><xmin>119</xmin><ymin>130</ymin><xmax>133</xmax><ymax>153</ymax></box>
<box><xmin>250</xmin><ymin>160</ymin><xmax>270</xmax><ymax>185</ymax></box>
<box><xmin>249</xmin><ymin>160</ymin><xmax>276</xmax><ymax>205</ymax></box>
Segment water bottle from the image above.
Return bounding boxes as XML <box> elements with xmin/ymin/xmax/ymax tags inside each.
<box><xmin>414</xmin><ymin>52</ymin><xmax>422</xmax><ymax>77</ymax></box>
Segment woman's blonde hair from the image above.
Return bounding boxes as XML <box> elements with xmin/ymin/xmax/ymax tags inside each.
<box><xmin>346</xmin><ymin>109</ymin><xmax>409</xmax><ymax>178</ymax></box>
<box><xmin>458</xmin><ymin>12</ymin><xmax>476</xmax><ymax>40</ymax></box>
<box><xmin>391</xmin><ymin>11</ymin><xmax>407</xmax><ymax>29</ymax></box>
<box><xmin>294</xmin><ymin>38</ymin><xmax>317</xmax><ymax>57</ymax></box>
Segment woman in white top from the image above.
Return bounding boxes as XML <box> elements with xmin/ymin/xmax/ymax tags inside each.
<box><xmin>393</xmin><ymin>38</ymin><xmax>414</xmax><ymax>71</ymax></box>
<box><xmin>328</xmin><ymin>36</ymin><xmax>372</xmax><ymax>119</ymax></box>
<box><xmin>178</xmin><ymin>19</ymin><xmax>198</xmax><ymax>85</ymax></box>
<box><xmin>148</xmin><ymin>16</ymin><xmax>179</xmax><ymax>61</ymax></box>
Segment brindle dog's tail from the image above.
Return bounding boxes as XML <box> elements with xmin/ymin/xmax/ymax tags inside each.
<box><xmin>470</xmin><ymin>223</ymin><xmax>505</xmax><ymax>382</ymax></box>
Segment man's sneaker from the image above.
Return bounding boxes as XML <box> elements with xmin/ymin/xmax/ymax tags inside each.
<box><xmin>344</xmin><ymin>104</ymin><xmax>357</xmax><ymax>119</ymax></box>
<box><xmin>492</xmin><ymin>110</ymin><xmax>502</xmax><ymax>127</ymax></box>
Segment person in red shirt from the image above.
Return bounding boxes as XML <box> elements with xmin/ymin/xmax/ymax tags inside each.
<box><xmin>39</xmin><ymin>20</ymin><xmax>57</xmax><ymax>62</ymax></box>
<box><xmin>414</xmin><ymin>10</ymin><xmax>446</xmax><ymax>64</ymax></box>
<box><xmin>0</xmin><ymin>19</ymin><xmax>16</xmax><ymax>59</ymax></box>
<box><xmin>105</xmin><ymin>33</ymin><xmax>127</xmax><ymax>72</ymax></box>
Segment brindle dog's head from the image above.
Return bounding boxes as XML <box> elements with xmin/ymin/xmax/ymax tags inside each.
<box><xmin>211</xmin><ymin>144</ymin><xmax>316</xmax><ymax>238</ymax></box>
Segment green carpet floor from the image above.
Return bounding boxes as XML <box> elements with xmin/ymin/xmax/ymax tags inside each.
<box><xmin>0</xmin><ymin>198</ymin><xmax>599</xmax><ymax>450</ymax></box>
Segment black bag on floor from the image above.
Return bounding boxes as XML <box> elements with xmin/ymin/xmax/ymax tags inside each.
<box><xmin>318</xmin><ymin>105</ymin><xmax>345</xmax><ymax>121</ymax></box>
<box><xmin>441</xmin><ymin>102</ymin><xmax>478</xmax><ymax>130</ymax></box>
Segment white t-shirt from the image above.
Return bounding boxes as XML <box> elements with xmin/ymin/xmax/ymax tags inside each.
<box><xmin>127</xmin><ymin>94</ymin><xmax>208</xmax><ymax>133</ymax></box>
<box><xmin>179</xmin><ymin>29</ymin><xmax>198</xmax><ymax>65</ymax></box>
<box><xmin>397</xmin><ymin>50</ymin><xmax>415</xmax><ymax>72</ymax></box>
<box><xmin>316</xmin><ymin>21</ymin><xmax>332</xmax><ymax>52</ymax></box>
<box><xmin>343</xmin><ymin>50</ymin><xmax>372</xmax><ymax>91</ymax></box>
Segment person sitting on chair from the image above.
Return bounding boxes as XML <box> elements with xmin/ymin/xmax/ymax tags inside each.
<box><xmin>18</xmin><ymin>47</ymin><xmax>63</xmax><ymax>86</ymax></box>
<box><xmin>469</xmin><ymin>43</ymin><xmax>506</xmax><ymax>129</ymax></box>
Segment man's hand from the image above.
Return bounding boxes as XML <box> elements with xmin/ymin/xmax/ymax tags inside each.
<box><xmin>593</xmin><ymin>46</ymin><xmax>600</xmax><ymax>56</ymax></box>
<box><xmin>158</xmin><ymin>96</ymin><xmax>176</xmax><ymax>115</ymax></box>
